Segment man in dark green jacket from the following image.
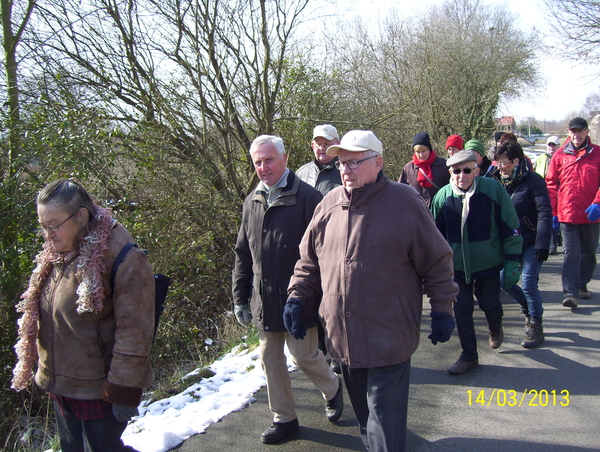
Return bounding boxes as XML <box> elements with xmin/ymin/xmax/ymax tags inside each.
<box><xmin>431</xmin><ymin>150</ymin><xmax>522</xmax><ymax>374</ymax></box>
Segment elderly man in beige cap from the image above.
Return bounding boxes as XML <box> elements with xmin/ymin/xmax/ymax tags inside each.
<box><xmin>284</xmin><ymin>130</ymin><xmax>458</xmax><ymax>452</ymax></box>
<box><xmin>296</xmin><ymin>124</ymin><xmax>342</xmax><ymax>195</ymax></box>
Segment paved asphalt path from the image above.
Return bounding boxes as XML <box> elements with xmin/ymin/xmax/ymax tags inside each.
<box><xmin>172</xmin><ymin>246</ymin><xmax>600</xmax><ymax>452</ymax></box>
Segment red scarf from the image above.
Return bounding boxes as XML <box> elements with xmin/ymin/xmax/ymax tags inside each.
<box><xmin>413</xmin><ymin>150</ymin><xmax>437</xmax><ymax>187</ymax></box>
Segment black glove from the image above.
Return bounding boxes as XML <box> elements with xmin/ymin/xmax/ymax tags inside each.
<box><xmin>534</xmin><ymin>249</ymin><xmax>549</xmax><ymax>263</ymax></box>
<box><xmin>112</xmin><ymin>404</ymin><xmax>139</xmax><ymax>423</ymax></box>
<box><xmin>428</xmin><ymin>311</ymin><xmax>455</xmax><ymax>345</ymax></box>
<box><xmin>283</xmin><ymin>297</ymin><xmax>306</xmax><ymax>340</ymax></box>
<box><xmin>234</xmin><ymin>303</ymin><xmax>252</xmax><ymax>327</ymax></box>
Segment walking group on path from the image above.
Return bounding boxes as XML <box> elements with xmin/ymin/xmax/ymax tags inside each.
<box><xmin>13</xmin><ymin>117</ymin><xmax>599</xmax><ymax>452</ymax></box>
<box><xmin>233</xmin><ymin>118</ymin><xmax>600</xmax><ymax>452</ymax></box>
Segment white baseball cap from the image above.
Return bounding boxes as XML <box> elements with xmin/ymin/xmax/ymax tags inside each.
<box><xmin>312</xmin><ymin>124</ymin><xmax>339</xmax><ymax>141</ymax></box>
<box><xmin>546</xmin><ymin>135</ymin><xmax>560</xmax><ymax>146</ymax></box>
<box><xmin>326</xmin><ymin>130</ymin><xmax>383</xmax><ymax>156</ymax></box>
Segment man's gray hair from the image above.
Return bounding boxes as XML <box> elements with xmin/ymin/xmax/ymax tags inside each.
<box><xmin>365</xmin><ymin>150</ymin><xmax>381</xmax><ymax>158</ymax></box>
<box><xmin>250</xmin><ymin>135</ymin><xmax>286</xmax><ymax>157</ymax></box>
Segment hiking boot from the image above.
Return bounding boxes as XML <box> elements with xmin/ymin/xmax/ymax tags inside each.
<box><xmin>562</xmin><ymin>296</ymin><xmax>578</xmax><ymax>308</ymax></box>
<box><xmin>522</xmin><ymin>324</ymin><xmax>544</xmax><ymax>349</ymax></box>
<box><xmin>325</xmin><ymin>380</ymin><xmax>344</xmax><ymax>422</ymax></box>
<box><xmin>549</xmin><ymin>247</ymin><xmax>557</xmax><ymax>255</ymax></box>
<box><xmin>579</xmin><ymin>287</ymin><xmax>591</xmax><ymax>299</ymax></box>
<box><xmin>524</xmin><ymin>315</ymin><xmax>531</xmax><ymax>334</ymax></box>
<box><xmin>489</xmin><ymin>328</ymin><xmax>503</xmax><ymax>349</ymax></box>
<box><xmin>447</xmin><ymin>358</ymin><xmax>479</xmax><ymax>375</ymax></box>
<box><xmin>261</xmin><ymin>419</ymin><xmax>299</xmax><ymax>444</ymax></box>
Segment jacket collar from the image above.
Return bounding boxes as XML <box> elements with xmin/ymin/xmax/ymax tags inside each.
<box><xmin>563</xmin><ymin>137</ymin><xmax>595</xmax><ymax>158</ymax></box>
<box><xmin>490</xmin><ymin>156</ymin><xmax>532</xmax><ymax>190</ymax></box>
<box><xmin>335</xmin><ymin>171</ymin><xmax>388</xmax><ymax>207</ymax></box>
<box><xmin>315</xmin><ymin>156</ymin><xmax>338</xmax><ymax>171</ymax></box>
<box><xmin>252</xmin><ymin>170</ymin><xmax>300</xmax><ymax>208</ymax></box>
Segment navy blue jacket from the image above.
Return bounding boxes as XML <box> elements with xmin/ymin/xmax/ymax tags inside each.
<box><xmin>490</xmin><ymin>160</ymin><xmax>552</xmax><ymax>251</ymax></box>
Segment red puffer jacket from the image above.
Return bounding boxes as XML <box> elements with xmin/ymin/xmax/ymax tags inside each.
<box><xmin>546</xmin><ymin>138</ymin><xmax>600</xmax><ymax>224</ymax></box>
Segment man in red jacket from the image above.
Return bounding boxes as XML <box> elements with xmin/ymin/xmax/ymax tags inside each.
<box><xmin>546</xmin><ymin>117</ymin><xmax>600</xmax><ymax>308</ymax></box>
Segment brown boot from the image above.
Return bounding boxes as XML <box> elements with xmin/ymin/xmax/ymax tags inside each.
<box><xmin>489</xmin><ymin>328</ymin><xmax>503</xmax><ymax>349</ymax></box>
<box><xmin>521</xmin><ymin>324</ymin><xmax>544</xmax><ymax>349</ymax></box>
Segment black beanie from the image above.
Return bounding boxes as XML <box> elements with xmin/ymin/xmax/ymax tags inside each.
<box><xmin>412</xmin><ymin>132</ymin><xmax>432</xmax><ymax>150</ymax></box>
<box><xmin>494</xmin><ymin>131</ymin><xmax>504</xmax><ymax>143</ymax></box>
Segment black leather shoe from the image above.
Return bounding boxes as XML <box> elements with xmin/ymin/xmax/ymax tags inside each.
<box><xmin>329</xmin><ymin>359</ymin><xmax>341</xmax><ymax>374</ymax></box>
<box><xmin>325</xmin><ymin>380</ymin><xmax>344</xmax><ymax>422</ymax></box>
<box><xmin>261</xmin><ymin>419</ymin><xmax>299</xmax><ymax>444</ymax></box>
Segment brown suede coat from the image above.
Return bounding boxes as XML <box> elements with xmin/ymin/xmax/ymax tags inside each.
<box><xmin>35</xmin><ymin>224</ymin><xmax>154</xmax><ymax>407</ymax></box>
<box><xmin>288</xmin><ymin>173</ymin><xmax>458</xmax><ymax>369</ymax></box>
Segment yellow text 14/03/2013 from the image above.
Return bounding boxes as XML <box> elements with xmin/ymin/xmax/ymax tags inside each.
<box><xmin>466</xmin><ymin>389</ymin><xmax>570</xmax><ymax>407</ymax></box>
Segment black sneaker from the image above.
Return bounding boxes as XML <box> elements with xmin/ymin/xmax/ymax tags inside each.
<box><xmin>261</xmin><ymin>419</ymin><xmax>299</xmax><ymax>444</ymax></box>
<box><xmin>325</xmin><ymin>380</ymin><xmax>343</xmax><ymax>422</ymax></box>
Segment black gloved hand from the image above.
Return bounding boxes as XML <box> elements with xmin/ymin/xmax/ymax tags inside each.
<box><xmin>283</xmin><ymin>297</ymin><xmax>306</xmax><ymax>340</ymax></box>
<box><xmin>534</xmin><ymin>249</ymin><xmax>549</xmax><ymax>263</ymax></box>
<box><xmin>234</xmin><ymin>303</ymin><xmax>252</xmax><ymax>327</ymax></box>
<box><xmin>428</xmin><ymin>311</ymin><xmax>455</xmax><ymax>345</ymax></box>
<box><xmin>112</xmin><ymin>404</ymin><xmax>139</xmax><ymax>423</ymax></box>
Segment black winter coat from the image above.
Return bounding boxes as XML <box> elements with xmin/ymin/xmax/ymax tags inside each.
<box><xmin>232</xmin><ymin>171</ymin><xmax>323</xmax><ymax>331</ymax></box>
<box><xmin>490</xmin><ymin>160</ymin><xmax>552</xmax><ymax>251</ymax></box>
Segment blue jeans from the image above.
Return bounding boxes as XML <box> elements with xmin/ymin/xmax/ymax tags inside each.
<box><xmin>560</xmin><ymin>222</ymin><xmax>600</xmax><ymax>298</ymax></box>
<box><xmin>500</xmin><ymin>244</ymin><xmax>544</xmax><ymax>324</ymax></box>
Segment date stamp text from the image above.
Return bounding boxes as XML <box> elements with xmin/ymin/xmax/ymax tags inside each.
<box><xmin>466</xmin><ymin>389</ymin><xmax>570</xmax><ymax>407</ymax></box>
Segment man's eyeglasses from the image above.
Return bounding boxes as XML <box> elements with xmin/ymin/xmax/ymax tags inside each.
<box><xmin>39</xmin><ymin>210</ymin><xmax>78</xmax><ymax>233</ymax></box>
<box><xmin>335</xmin><ymin>155</ymin><xmax>377</xmax><ymax>170</ymax></box>
<box><xmin>496</xmin><ymin>160</ymin><xmax>514</xmax><ymax>167</ymax></box>
<box><xmin>547</xmin><ymin>143</ymin><xmax>558</xmax><ymax>147</ymax></box>
<box><xmin>451</xmin><ymin>167</ymin><xmax>476</xmax><ymax>175</ymax></box>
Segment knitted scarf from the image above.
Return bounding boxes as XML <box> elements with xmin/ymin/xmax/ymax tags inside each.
<box><xmin>413</xmin><ymin>151</ymin><xmax>437</xmax><ymax>187</ymax></box>
<box><xmin>11</xmin><ymin>206</ymin><xmax>115</xmax><ymax>391</ymax></box>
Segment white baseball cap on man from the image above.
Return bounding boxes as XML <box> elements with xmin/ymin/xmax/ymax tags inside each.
<box><xmin>546</xmin><ymin>135</ymin><xmax>560</xmax><ymax>146</ymax></box>
<box><xmin>326</xmin><ymin>130</ymin><xmax>383</xmax><ymax>156</ymax></box>
<box><xmin>312</xmin><ymin>124</ymin><xmax>339</xmax><ymax>141</ymax></box>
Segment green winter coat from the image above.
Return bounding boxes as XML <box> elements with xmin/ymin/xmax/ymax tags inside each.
<box><xmin>430</xmin><ymin>176</ymin><xmax>522</xmax><ymax>283</ymax></box>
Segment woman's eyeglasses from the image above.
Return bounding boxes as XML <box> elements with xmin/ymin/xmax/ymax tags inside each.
<box><xmin>39</xmin><ymin>211</ymin><xmax>78</xmax><ymax>233</ymax></box>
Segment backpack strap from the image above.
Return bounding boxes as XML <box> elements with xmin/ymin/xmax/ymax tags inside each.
<box><xmin>418</xmin><ymin>167</ymin><xmax>440</xmax><ymax>189</ymax></box>
<box><xmin>110</xmin><ymin>243</ymin><xmax>138</xmax><ymax>293</ymax></box>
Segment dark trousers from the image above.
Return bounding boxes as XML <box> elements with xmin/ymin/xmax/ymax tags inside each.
<box><xmin>560</xmin><ymin>222</ymin><xmax>600</xmax><ymax>298</ymax></box>
<box><xmin>454</xmin><ymin>273</ymin><xmax>502</xmax><ymax>362</ymax></box>
<box><xmin>54</xmin><ymin>401</ymin><xmax>138</xmax><ymax>452</ymax></box>
<box><xmin>341</xmin><ymin>359</ymin><xmax>411</xmax><ymax>452</ymax></box>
